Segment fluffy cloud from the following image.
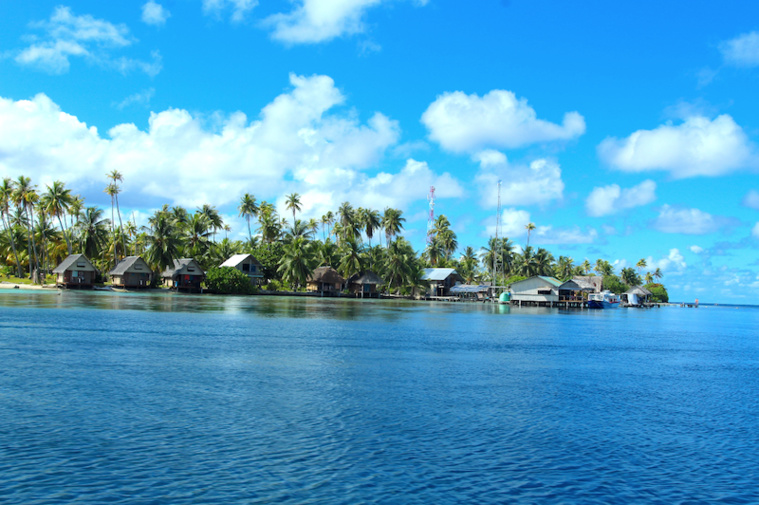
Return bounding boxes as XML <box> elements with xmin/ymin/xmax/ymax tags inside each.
<box><xmin>585</xmin><ymin>180</ymin><xmax>656</xmax><ymax>217</ymax></box>
<box><xmin>14</xmin><ymin>6</ymin><xmax>160</xmax><ymax>76</ymax></box>
<box><xmin>475</xmin><ymin>152</ymin><xmax>564</xmax><ymax>207</ymax></box>
<box><xmin>421</xmin><ymin>89</ymin><xmax>585</xmax><ymax>153</ymax></box>
<box><xmin>598</xmin><ymin>115</ymin><xmax>756</xmax><ymax>178</ymax></box>
<box><xmin>646</xmin><ymin>249</ymin><xmax>687</xmax><ymax>273</ymax></box>
<box><xmin>689</xmin><ymin>245</ymin><xmax>704</xmax><ymax>254</ymax></box>
<box><xmin>486</xmin><ymin>208</ymin><xmax>596</xmax><ymax>245</ymax></box>
<box><xmin>0</xmin><ymin>74</ymin><xmax>400</xmax><ymax>209</ymax></box>
<box><xmin>142</xmin><ymin>1</ymin><xmax>171</xmax><ymax>26</ymax></box>
<box><xmin>720</xmin><ymin>31</ymin><xmax>759</xmax><ymax>67</ymax></box>
<box><xmin>742</xmin><ymin>189</ymin><xmax>759</xmax><ymax>210</ymax></box>
<box><xmin>203</xmin><ymin>0</ymin><xmax>258</xmax><ymax>22</ymax></box>
<box><xmin>653</xmin><ymin>205</ymin><xmax>722</xmax><ymax>234</ymax></box>
<box><xmin>263</xmin><ymin>0</ymin><xmax>427</xmax><ymax>44</ymax></box>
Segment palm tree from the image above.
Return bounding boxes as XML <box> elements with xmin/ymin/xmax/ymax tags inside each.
<box><xmin>555</xmin><ymin>256</ymin><xmax>575</xmax><ymax>281</ymax></box>
<box><xmin>145</xmin><ymin>211</ymin><xmax>180</xmax><ymax>272</ymax></box>
<box><xmin>636</xmin><ymin>258</ymin><xmax>647</xmax><ymax>274</ymax></box>
<box><xmin>285</xmin><ymin>193</ymin><xmax>302</xmax><ymax>227</ymax></box>
<box><xmin>277</xmin><ymin>236</ymin><xmax>316</xmax><ymax>289</ymax></box>
<box><xmin>621</xmin><ymin>267</ymin><xmax>640</xmax><ymax>287</ymax></box>
<box><xmin>184</xmin><ymin>213</ymin><xmax>212</xmax><ymax>259</ymax></box>
<box><xmin>525</xmin><ymin>222</ymin><xmax>536</xmax><ymax>247</ymax></box>
<box><xmin>383</xmin><ymin>237</ymin><xmax>416</xmax><ymax>293</ymax></box>
<box><xmin>238</xmin><ymin>193</ymin><xmax>259</xmax><ymax>240</ymax></box>
<box><xmin>644</xmin><ymin>272</ymin><xmax>654</xmax><ymax>284</ymax></box>
<box><xmin>198</xmin><ymin>204</ymin><xmax>223</xmax><ymax>241</ymax></box>
<box><xmin>653</xmin><ymin>267</ymin><xmax>663</xmax><ymax>281</ymax></box>
<box><xmin>458</xmin><ymin>246</ymin><xmax>479</xmax><ymax>283</ymax></box>
<box><xmin>382</xmin><ymin>208</ymin><xmax>405</xmax><ymax>248</ymax></box>
<box><xmin>337</xmin><ymin>202</ymin><xmax>359</xmax><ymax>242</ymax></box>
<box><xmin>363</xmin><ymin>208</ymin><xmax>381</xmax><ymax>247</ymax></box>
<box><xmin>107</xmin><ymin>170</ymin><xmax>127</xmax><ymax>262</ymax></box>
<box><xmin>0</xmin><ymin>178</ymin><xmax>23</xmax><ymax>276</ymax></box>
<box><xmin>41</xmin><ymin>181</ymin><xmax>74</xmax><ymax>255</ymax></box>
<box><xmin>75</xmin><ymin>207</ymin><xmax>109</xmax><ymax>260</ymax></box>
<box><xmin>338</xmin><ymin>235</ymin><xmax>364</xmax><ymax>278</ymax></box>
<box><xmin>580</xmin><ymin>259</ymin><xmax>592</xmax><ymax>275</ymax></box>
<box><xmin>12</xmin><ymin>176</ymin><xmax>40</xmax><ymax>279</ymax></box>
<box><xmin>321</xmin><ymin>211</ymin><xmax>334</xmax><ymax>240</ymax></box>
<box><xmin>68</xmin><ymin>195</ymin><xmax>84</xmax><ymax>231</ymax></box>
<box><xmin>534</xmin><ymin>248</ymin><xmax>555</xmax><ymax>276</ymax></box>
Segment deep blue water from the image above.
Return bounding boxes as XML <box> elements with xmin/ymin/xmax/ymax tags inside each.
<box><xmin>1</xmin><ymin>290</ymin><xmax>758</xmax><ymax>504</ymax></box>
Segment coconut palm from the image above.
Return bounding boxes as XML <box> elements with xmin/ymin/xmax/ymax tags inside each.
<box><xmin>107</xmin><ymin>170</ymin><xmax>127</xmax><ymax>262</ymax></box>
<box><xmin>145</xmin><ymin>211</ymin><xmax>180</xmax><ymax>272</ymax></box>
<box><xmin>41</xmin><ymin>180</ymin><xmax>74</xmax><ymax>255</ymax></box>
<box><xmin>525</xmin><ymin>222</ymin><xmax>536</xmax><ymax>247</ymax></box>
<box><xmin>580</xmin><ymin>259</ymin><xmax>592</xmax><ymax>275</ymax></box>
<box><xmin>555</xmin><ymin>256</ymin><xmax>575</xmax><ymax>281</ymax></box>
<box><xmin>238</xmin><ymin>193</ymin><xmax>259</xmax><ymax>240</ymax></box>
<box><xmin>644</xmin><ymin>272</ymin><xmax>654</xmax><ymax>284</ymax></box>
<box><xmin>653</xmin><ymin>267</ymin><xmax>663</xmax><ymax>281</ymax></box>
<box><xmin>362</xmin><ymin>208</ymin><xmax>381</xmax><ymax>247</ymax></box>
<box><xmin>12</xmin><ymin>176</ymin><xmax>41</xmax><ymax>279</ymax></box>
<box><xmin>534</xmin><ymin>248</ymin><xmax>555</xmax><ymax>276</ymax></box>
<box><xmin>76</xmin><ymin>207</ymin><xmax>109</xmax><ymax>260</ymax></box>
<box><xmin>184</xmin><ymin>213</ymin><xmax>212</xmax><ymax>259</ymax></box>
<box><xmin>636</xmin><ymin>258</ymin><xmax>647</xmax><ymax>273</ymax></box>
<box><xmin>0</xmin><ymin>178</ymin><xmax>23</xmax><ymax>276</ymax></box>
<box><xmin>382</xmin><ymin>208</ymin><xmax>405</xmax><ymax>248</ymax></box>
<box><xmin>338</xmin><ymin>235</ymin><xmax>364</xmax><ymax>278</ymax></box>
<box><xmin>621</xmin><ymin>267</ymin><xmax>641</xmax><ymax>286</ymax></box>
<box><xmin>337</xmin><ymin>202</ymin><xmax>360</xmax><ymax>242</ymax></box>
<box><xmin>321</xmin><ymin>211</ymin><xmax>334</xmax><ymax>240</ymax></box>
<box><xmin>198</xmin><ymin>204</ymin><xmax>223</xmax><ymax>241</ymax></box>
<box><xmin>285</xmin><ymin>193</ymin><xmax>302</xmax><ymax>227</ymax></box>
<box><xmin>317</xmin><ymin>238</ymin><xmax>339</xmax><ymax>267</ymax></box>
<box><xmin>277</xmin><ymin>236</ymin><xmax>316</xmax><ymax>289</ymax></box>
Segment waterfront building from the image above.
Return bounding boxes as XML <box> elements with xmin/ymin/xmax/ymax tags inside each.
<box><xmin>52</xmin><ymin>254</ymin><xmax>99</xmax><ymax>289</ymax></box>
<box><xmin>307</xmin><ymin>266</ymin><xmax>345</xmax><ymax>296</ymax></box>
<box><xmin>161</xmin><ymin>258</ymin><xmax>206</xmax><ymax>292</ymax></box>
<box><xmin>109</xmin><ymin>256</ymin><xmax>152</xmax><ymax>289</ymax></box>
<box><xmin>421</xmin><ymin>268</ymin><xmax>464</xmax><ymax>297</ymax></box>
<box><xmin>220</xmin><ymin>254</ymin><xmax>264</xmax><ymax>285</ymax></box>
<box><xmin>347</xmin><ymin>271</ymin><xmax>383</xmax><ymax>298</ymax></box>
<box><xmin>509</xmin><ymin>276</ymin><xmax>563</xmax><ymax>306</ymax></box>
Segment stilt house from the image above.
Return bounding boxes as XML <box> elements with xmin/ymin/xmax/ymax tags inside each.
<box><xmin>109</xmin><ymin>256</ymin><xmax>152</xmax><ymax>288</ymax></box>
<box><xmin>52</xmin><ymin>254</ymin><xmax>98</xmax><ymax>289</ymax></box>
<box><xmin>161</xmin><ymin>258</ymin><xmax>206</xmax><ymax>292</ymax></box>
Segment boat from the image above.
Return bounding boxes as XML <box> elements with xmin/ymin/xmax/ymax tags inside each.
<box><xmin>588</xmin><ymin>290</ymin><xmax>620</xmax><ymax>309</ymax></box>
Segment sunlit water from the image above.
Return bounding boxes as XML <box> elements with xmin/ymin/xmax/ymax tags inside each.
<box><xmin>1</xmin><ymin>289</ymin><xmax>758</xmax><ymax>504</ymax></box>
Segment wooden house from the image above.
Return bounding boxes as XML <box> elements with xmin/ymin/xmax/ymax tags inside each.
<box><xmin>347</xmin><ymin>271</ymin><xmax>383</xmax><ymax>298</ymax></box>
<box><xmin>52</xmin><ymin>254</ymin><xmax>99</xmax><ymax>289</ymax></box>
<box><xmin>161</xmin><ymin>258</ymin><xmax>206</xmax><ymax>292</ymax></box>
<box><xmin>220</xmin><ymin>254</ymin><xmax>264</xmax><ymax>284</ymax></box>
<box><xmin>509</xmin><ymin>276</ymin><xmax>563</xmax><ymax>306</ymax></box>
<box><xmin>109</xmin><ymin>256</ymin><xmax>152</xmax><ymax>289</ymax></box>
<box><xmin>307</xmin><ymin>266</ymin><xmax>345</xmax><ymax>296</ymax></box>
<box><xmin>559</xmin><ymin>276</ymin><xmax>602</xmax><ymax>301</ymax></box>
<box><xmin>421</xmin><ymin>268</ymin><xmax>464</xmax><ymax>297</ymax></box>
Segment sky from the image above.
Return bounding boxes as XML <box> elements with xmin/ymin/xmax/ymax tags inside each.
<box><xmin>1</xmin><ymin>0</ymin><xmax>759</xmax><ymax>303</ymax></box>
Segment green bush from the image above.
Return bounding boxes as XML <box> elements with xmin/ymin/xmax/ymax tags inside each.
<box><xmin>205</xmin><ymin>267</ymin><xmax>255</xmax><ymax>295</ymax></box>
<box><xmin>265</xmin><ymin>279</ymin><xmax>283</xmax><ymax>291</ymax></box>
<box><xmin>602</xmin><ymin>274</ymin><xmax>627</xmax><ymax>295</ymax></box>
<box><xmin>645</xmin><ymin>283</ymin><xmax>669</xmax><ymax>303</ymax></box>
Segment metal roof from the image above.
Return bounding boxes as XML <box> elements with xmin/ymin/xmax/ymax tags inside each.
<box><xmin>52</xmin><ymin>254</ymin><xmax>97</xmax><ymax>274</ymax></box>
<box><xmin>421</xmin><ymin>268</ymin><xmax>460</xmax><ymax>281</ymax></box>
<box><xmin>109</xmin><ymin>256</ymin><xmax>149</xmax><ymax>275</ymax></box>
<box><xmin>450</xmin><ymin>284</ymin><xmax>490</xmax><ymax>294</ymax></box>
<box><xmin>537</xmin><ymin>276</ymin><xmax>564</xmax><ymax>288</ymax></box>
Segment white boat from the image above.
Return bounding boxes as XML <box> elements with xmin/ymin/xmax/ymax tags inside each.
<box><xmin>588</xmin><ymin>290</ymin><xmax>620</xmax><ymax>309</ymax></box>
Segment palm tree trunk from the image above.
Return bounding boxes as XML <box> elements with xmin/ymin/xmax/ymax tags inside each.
<box><xmin>57</xmin><ymin>214</ymin><xmax>73</xmax><ymax>255</ymax></box>
<box><xmin>115</xmin><ymin>194</ymin><xmax>126</xmax><ymax>261</ymax></box>
<box><xmin>27</xmin><ymin>205</ymin><xmax>40</xmax><ymax>282</ymax></box>
<box><xmin>1</xmin><ymin>213</ymin><xmax>23</xmax><ymax>277</ymax></box>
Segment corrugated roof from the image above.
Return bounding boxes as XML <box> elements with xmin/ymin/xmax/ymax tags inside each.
<box><xmin>450</xmin><ymin>284</ymin><xmax>489</xmax><ymax>294</ymax></box>
<box><xmin>538</xmin><ymin>276</ymin><xmax>563</xmax><ymax>288</ymax></box>
<box><xmin>109</xmin><ymin>256</ymin><xmax>149</xmax><ymax>275</ymax></box>
<box><xmin>421</xmin><ymin>268</ymin><xmax>460</xmax><ymax>281</ymax></box>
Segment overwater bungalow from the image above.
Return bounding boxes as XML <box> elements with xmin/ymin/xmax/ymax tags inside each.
<box><xmin>622</xmin><ymin>285</ymin><xmax>652</xmax><ymax>307</ymax></box>
<box><xmin>109</xmin><ymin>256</ymin><xmax>152</xmax><ymax>289</ymax></box>
<box><xmin>347</xmin><ymin>271</ymin><xmax>383</xmax><ymax>298</ymax></box>
<box><xmin>161</xmin><ymin>258</ymin><xmax>206</xmax><ymax>293</ymax></box>
<box><xmin>421</xmin><ymin>268</ymin><xmax>464</xmax><ymax>297</ymax></box>
<box><xmin>307</xmin><ymin>266</ymin><xmax>345</xmax><ymax>296</ymax></box>
<box><xmin>52</xmin><ymin>254</ymin><xmax>99</xmax><ymax>289</ymax></box>
<box><xmin>509</xmin><ymin>276</ymin><xmax>563</xmax><ymax>306</ymax></box>
<box><xmin>559</xmin><ymin>276</ymin><xmax>602</xmax><ymax>302</ymax></box>
<box><xmin>220</xmin><ymin>254</ymin><xmax>264</xmax><ymax>285</ymax></box>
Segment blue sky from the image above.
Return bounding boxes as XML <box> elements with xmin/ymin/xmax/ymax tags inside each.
<box><xmin>1</xmin><ymin>0</ymin><xmax>759</xmax><ymax>303</ymax></box>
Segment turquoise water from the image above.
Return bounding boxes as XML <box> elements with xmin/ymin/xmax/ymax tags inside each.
<box><xmin>1</xmin><ymin>290</ymin><xmax>758</xmax><ymax>504</ymax></box>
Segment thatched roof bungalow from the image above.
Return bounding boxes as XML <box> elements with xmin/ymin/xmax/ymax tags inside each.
<box><xmin>161</xmin><ymin>258</ymin><xmax>205</xmax><ymax>292</ymax></box>
<box><xmin>52</xmin><ymin>254</ymin><xmax>98</xmax><ymax>289</ymax></box>
<box><xmin>220</xmin><ymin>254</ymin><xmax>264</xmax><ymax>284</ymax></box>
<box><xmin>622</xmin><ymin>285</ymin><xmax>652</xmax><ymax>306</ymax></box>
<box><xmin>559</xmin><ymin>275</ymin><xmax>602</xmax><ymax>301</ymax></box>
<box><xmin>109</xmin><ymin>256</ymin><xmax>152</xmax><ymax>289</ymax></box>
<box><xmin>307</xmin><ymin>266</ymin><xmax>345</xmax><ymax>296</ymax></box>
<box><xmin>347</xmin><ymin>270</ymin><xmax>383</xmax><ymax>298</ymax></box>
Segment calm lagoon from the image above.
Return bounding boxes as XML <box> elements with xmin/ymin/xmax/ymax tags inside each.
<box><xmin>1</xmin><ymin>289</ymin><xmax>758</xmax><ymax>504</ymax></box>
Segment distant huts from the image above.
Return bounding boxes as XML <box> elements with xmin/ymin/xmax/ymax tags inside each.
<box><xmin>622</xmin><ymin>285</ymin><xmax>652</xmax><ymax>307</ymax></box>
<box><xmin>347</xmin><ymin>271</ymin><xmax>383</xmax><ymax>298</ymax></box>
<box><xmin>421</xmin><ymin>268</ymin><xmax>464</xmax><ymax>297</ymax></box>
<box><xmin>307</xmin><ymin>266</ymin><xmax>345</xmax><ymax>296</ymax></box>
<box><xmin>509</xmin><ymin>276</ymin><xmax>563</xmax><ymax>305</ymax></box>
<box><xmin>558</xmin><ymin>276</ymin><xmax>602</xmax><ymax>301</ymax></box>
<box><xmin>220</xmin><ymin>254</ymin><xmax>264</xmax><ymax>285</ymax></box>
<box><xmin>161</xmin><ymin>258</ymin><xmax>205</xmax><ymax>292</ymax></box>
<box><xmin>109</xmin><ymin>256</ymin><xmax>152</xmax><ymax>289</ymax></box>
<box><xmin>53</xmin><ymin>254</ymin><xmax>99</xmax><ymax>289</ymax></box>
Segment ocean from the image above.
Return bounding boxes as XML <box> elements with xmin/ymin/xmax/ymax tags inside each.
<box><xmin>1</xmin><ymin>290</ymin><xmax>757</xmax><ymax>504</ymax></box>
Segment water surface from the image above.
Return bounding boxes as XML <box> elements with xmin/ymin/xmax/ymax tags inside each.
<box><xmin>1</xmin><ymin>290</ymin><xmax>758</xmax><ymax>504</ymax></box>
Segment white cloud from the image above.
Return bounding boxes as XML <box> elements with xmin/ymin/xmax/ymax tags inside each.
<box><xmin>690</xmin><ymin>245</ymin><xmax>704</xmax><ymax>254</ymax></box>
<box><xmin>263</xmin><ymin>0</ymin><xmax>426</xmax><ymax>44</ymax></box>
<box><xmin>203</xmin><ymin>0</ymin><xmax>258</xmax><ymax>22</ymax></box>
<box><xmin>653</xmin><ymin>205</ymin><xmax>721</xmax><ymax>234</ymax></box>
<box><xmin>142</xmin><ymin>1</ymin><xmax>171</xmax><ymax>26</ymax></box>
<box><xmin>533</xmin><ymin>225</ymin><xmax>598</xmax><ymax>245</ymax></box>
<box><xmin>475</xmin><ymin>153</ymin><xmax>564</xmax><ymax>207</ymax></box>
<box><xmin>742</xmin><ymin>189</ymin><xmax>759</xmax><ymax>210</ymax></box>
<box><xmin>720</xmin><ymin>31</ymin><xmax>759</xmax><ymax>67</ymax></box>
<box><xmin>14</xmin><ymin>6</ymin><xmax>159</xmax><ymax>76</ymax></box>
<box><xmin>585</xmin><ymin>180</ymin><xmax>656</xmax><ymax>217</ymax></box>
<box><xmin>646</xmin><ymin>249</ymin><xmax>687</xmax><ymax>273</ymax></box>
<box><xmin>0</xmin><ymin>74</ymin><xmax>400</xmax><ymax>209</ymax></box>
<box><xmin>498</xmin><ymin>208</ymin><xmax>531</xmax><ymax>238</ymax></box>
<box><xmin>421</xmin><ymin>89</ymin><xmax>585</xmax><ymax>153</ymax></box>
<box><xmin>114</xmin><ymin>88</ymin><xmax>155</xmax><ymax>110</ymax></box>
<box><xmin>598</xmin><ymin>115</ymin><xmax>756</xmax><ymax>178</ymax></box>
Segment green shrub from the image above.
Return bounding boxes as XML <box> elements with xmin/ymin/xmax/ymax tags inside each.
<box><xmin>602</xmin><ymin>274</ymin><xmax>627</xmax><ymax>294</ymax></box>
<box><xmin>645</xmin><ymin>283</ymin><xmax>669</xmax><ymax>303</ymax></box>
<box><xmin>205</xmin><ymin>267</ymin><xmax>255</xmax><ymax>295</ymax></box>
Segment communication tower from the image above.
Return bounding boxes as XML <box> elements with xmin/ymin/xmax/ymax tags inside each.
<box><xmin>426</xmin><ymin>186</ymin><xmax>436</xmax><ymax>244</ymax></box>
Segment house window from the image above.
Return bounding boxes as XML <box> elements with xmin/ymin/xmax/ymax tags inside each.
<box><xmin>135</xmin><ymin>264</ymin><xmax>143</xmax><ymax>270</ymax></box>
<box><xmin>537</xmin><ymin>289</ymin><xmax>552</xmax><ymax>295</ymax></box>
<box><xmin>242</xmin><ymin>264</ymin><xmax>250</xmax><ymax>272</ymax></box>
<box><xmin>187</xmin><ymin>266</ymin><xmax>195</xmax><ymax>272</ymax></box>
<box><xmin>77</xmin><ymin>262</ymin><xmax>85</xmax><ymax>268</ymax></box>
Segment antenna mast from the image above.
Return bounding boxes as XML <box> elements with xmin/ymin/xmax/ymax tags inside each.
<box><xmin>493</xmin><ymin>180</ymin><xmax>502</xmax><ymax>285</ymax></box>
<box><xmin>426</xmin><ymin>186</ymin><xmax>436</xmax><ymax>244</ymax></box>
